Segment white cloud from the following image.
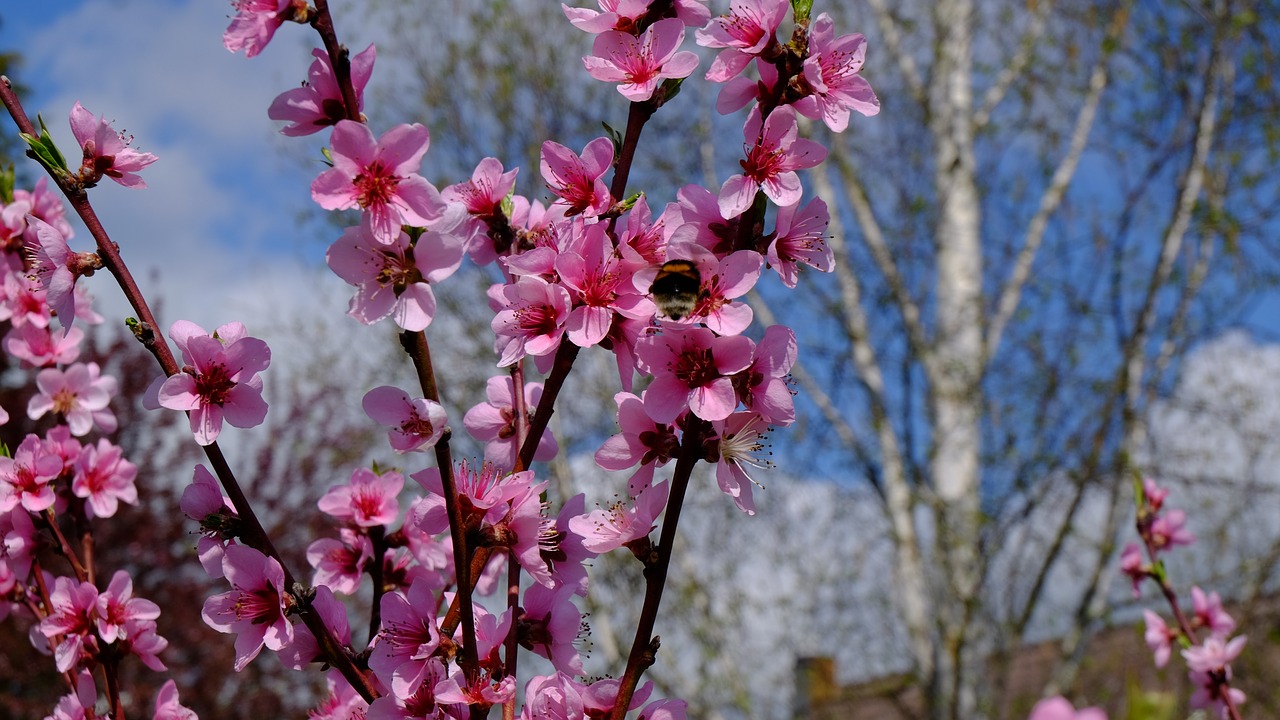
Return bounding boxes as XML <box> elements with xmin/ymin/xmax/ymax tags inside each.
<box><xmin>13</xmin><ymin>0</ymin><xmax>330</xmax><ymax>329</ymax></box>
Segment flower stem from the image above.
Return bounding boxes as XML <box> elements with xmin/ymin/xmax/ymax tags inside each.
<box><xmin>608</xmin><ymin>418</ymin><xmax>708</xmax><ymax>719</ymax></box>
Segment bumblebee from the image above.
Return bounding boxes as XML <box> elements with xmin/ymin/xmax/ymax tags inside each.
<box><xmin>650</xmin><ymin>259</ymin><xmax>702</xmax><ymax>320</ymax></box>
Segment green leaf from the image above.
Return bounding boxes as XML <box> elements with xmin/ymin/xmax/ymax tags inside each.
<box><xmin>791</xmin><ymin>0</ymin><xmax>813</xmax><ymax>23</ymax></box>
<box><xmin>20</xmin><ymin>114</ymin><xmax>72</xmax><ymax>178</ymax></box>
<box><xmin>0</xmin><ymin>164</ymin><xmax>13</xmax><ymax>204</ymax></box>
<box><xmin>656</xmin><ymin>77</ymin><xmax>685</xmax><ymax>107</ymax></box>
<box><xmin>601</xmin><ymin>121</ymin><xmax>623</xmax><ymax>159</ymax></box>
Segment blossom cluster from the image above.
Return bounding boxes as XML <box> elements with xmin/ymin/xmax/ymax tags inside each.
<box><xmin>4</xmin><ymin>0</ymin><xmax>880</xmax><ymax>717</ymax></box>
<box><xmin>202</xmin><ymin>0</ymin><xmax>881</xmax><ymax>715</ymax></box>
<box><xmin>1121</xmin><ymin>478</ymin><xmax>1247</xmax><ymax>719</ymax></box>
<box><xmin>0</xmin><ymin>173</ymin><xmax>197</xmax><ymax>718</ymax></box>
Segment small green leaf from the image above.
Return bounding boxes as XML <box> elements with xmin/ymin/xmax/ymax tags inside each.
<box><xmin>655</xmin><ymin>77</ymin><xmax>685</xmax><ymax>107</ymax></box>
<box><xmin>791</xmin><ymin>0</ymin><xmax>813</xmax><ymax>23</ymax></box>
<box><xmin>0</xmin><ymin>164</ymin><xmax>13</xmax><ymax>204</ymax></box>
<box><xmin>601</xmin><ymin>121</ymin><xmax>623</xmax><ymax>159</ymax></box>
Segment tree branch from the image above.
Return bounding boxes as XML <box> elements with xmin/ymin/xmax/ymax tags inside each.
<box><xmin>985</xmin><ymin>3</ymin><xmax>1129</xmax><ymax>364</ymax></box>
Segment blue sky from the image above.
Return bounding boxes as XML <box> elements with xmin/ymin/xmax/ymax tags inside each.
<box><xmin>2</xmin><ymin>0</ymin><xmax>341</xmax><ymax>330</ymax></box>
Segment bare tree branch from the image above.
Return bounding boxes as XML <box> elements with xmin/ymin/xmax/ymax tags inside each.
<box><xmin>811</xmin><ymin>158</ymin><xmax>937</xmax><ymax>681</ymax></box>
<box><xmin>973</xmin><ymin>0</ymin><xmax>1054</xmax><ymax>129</ymax></box>
<box><xmin>984</xmin><ymin>4</ymin><xmax>1129</xmax><ymax>364</ymax></box>
<box><xmin>866</xmin><ymin>0</ymin><xmax>927</xmax><ymax>105</ymax></box>
<box><xmin>826</xmin><ymin>139</ymin><xmax>936</xmax><ymax>381</ymax></box>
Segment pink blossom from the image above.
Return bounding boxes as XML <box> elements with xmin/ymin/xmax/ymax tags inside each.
<box><xmin>767</xmin><ymin>197</ymin><xmax>832</xmax><ymax>287</ymax></box>
<box><xmin>0</xmin><ymin>270</ymin><xmax>52</xmax><ymax>328</ymax></box>
<box><xmin>94</xmin><ymin>569</ymin><xmax>161</xmax><ymax>644</ymax></box>
<box><xmin>1143</xmin><ymin>609</ymin><xmax>1175</xmax><ymax>668</ymax></box>
<box><xmin>635</xmin><ymin>326</ymin><xmax>755</xmax><ymax>422</ymax></box>
<box><xmin>25</xmin><ymin>216</ymin><xmax>91</xmax><ymax>329</ymax></box>
<box><xmin>182</xmin><ymin>465</ymin><xmax>237</xmax><ymax>578</ymax></box>
<box><xmin>366</xmin><ymin>657</ymin><xmax>452</xmax><ymax>719</ymax></box>
<box><xmin>733</xmin><ymin>324</ymin><xmax>796</xmax><ymax>424</ymax></box>
<box><xmin>413</xmin><ymin>463</ymin><xmax>537</xmax><ymax>529</ymax></box>
<box><xmin>1142</xmin><ymin>476</ymin><xmax>1169</xmax><ymax>512</ymax></box>
<box><xmin>595</xmin><ymin>391</ymin><xmax>680</xmax><ymax>495</ymax></box>
<box><xmin>1149</xmin><ymin>508</ymin><xmax>1195</xmax><ymax>551</ymax></box>
<box><xmin>793</xmin><ymin>14</ymin><xmax>880</xmax><ymax>132</ymax></box>
<box><xmin>278</xmin><ymin>585</ymin><xmax>352</xmax><ymax>671</ymax></box>
<box><xmin>3</xmin><ymin>322</ymin><xmax>83</xmax><ymax>367</ymax></box>
<box><xmin>122</xmin><ymin>619</ymin><xmax>169</xmax><ymax>671</ymax></box>
<box><xmin>497</xmin><ymin>484</ymin><xmax>555</xmax><ymax>586</ymax></box>
<box><xmin>435</xmin><ymin>656</ymin><xmax>515</xmax><ymax>708</ymax></box>
<box><xmin>42</xmin><ymin>425</ymin><xmax>83</xmax><ymax>473</ymax></box>
<box><xmin>1026</xmin><ymin>696</ymin><xmax>1107</xmax><ymax>720</ymax></box>
<box><xmin>0</xmin><ymin>434</ymin><xmax>64</xmax><ymax>513</ymax></box>
<box><xmin>1183</xmin><ymin>634</ymin><xmax>1246</xmax><ymax>673</ymax></box>
<box><xmin>0</xmin><ymin>507</ymin><xmax>37</xmax><ymax>595</ymax></box>
<box><xmin>318</xmin><ymin>467</ymin><xmax>404</xmax><ymax>528</ymax></box>
<box><xmin>718</xmin><ymin>105</ymin><xmax>828</xmax><ymax>218</ymax></box>
<box><xmin>582</xmin><ymin>676</ymin><xmax>653</xmax><ymax>715</ymax></box>
<box><xmin>617</xmin><ymin>194</ymin><xmax>667</xmax><ymax>273</ymax></box>
<box><xmin>1191</xmin><ymin>586</ymin><xmax>1236</xmax><ymax>639</ymax></box>
<box><xmin>443</xmin><ymin>157</ymin><xmax>520</xmax><ymax>263</ymax></box>
<box><xmin>519</xmin><ymin>584</ymin><xmax>584</xmax><ymax>675</ymax></box>
<box><xmin>15</xmin><ymin>177</ymin><xmax>73</xmax><ymax>240</ymax></box>
<box><xmin>561</xmin><ymin>0</ymin><xmax>652</xmax><ymax>34</ymax></box>
<box><xmin>308</xmin><ymin>670</ymin><xmax>369</xmax><ymax>720</ymax></box>
<box><xmin>716</xmin><ymin>57</ymin><xmax>779</xmax><ymax>115</ymax></box>
<box><xmin>46</xmin><ymin>670</ymin><xmax>96</xmax><ymax>720</ymax></box>
<box><xmin>201</xmin><ymin>544</ymin><xmax>294</xmax><ymax>671</ymax></box>
<box><xmin>1184</xmin><ymin>635</ymin><xmax>1248</xmax><ymax>717</ymax></box>
<box><xmin>28</xmin><ymin>362</ymin><xmax>117</xmax><ymax>436</ymax></box>
<box><xmin>491</xmin><ymin>275</ymin><xmax>573</xmax><ymax>367</ymax></box>
<box><xmin>519</xmin><ymin>673</ymin><xmax>587</xmax><ymax>720</ymax></box>
<box><xmin>312</xmin><ymin>120</ymin><xmax>447</xmax><ymax>243</ymax></box>
<box><xmin>223</xmin><ymin>0</ymin><xmax>303</xmax><ymax>58</ymax></box>
<box><xmin>370</xmin><ymin>577</ymin><xmax>442</xmax><ymax>698</ymax></box>
<box><xmin>152</xmin><ymin>321</ymin><xmax>270</xmax><ymax>446</ymax></box>
<box><xmin>307</xmin><ymin>528</ymin><xmax>373</xmax><ymax>595</ymax></box>
<box><xmin>695</xmin><ymin>0</ymin><xmax>788</xmax><ymax>83</ymax></box>
<box><xmin>638</xmin><ymin>698</ymin><xmax>688</xmax><ymax>720</ymax></box>
<box><xmin>583</xmin><ymin>18</ymin><xmax>699</xmax><ymax>101</ymax></box>
<box><xmin>152</xmin><ymin>679</ymin><xmax>199</xmax><ymax>720</ymax></box>
<box><xmin>326</xmin><ymin>214</ymin><xmax>465</xmax><ymax>331</ymax></box>
<box><xmin>463</xmin><ymin>376</ymin><xmax>559</xmax><ymax>469</ymax></box>
<box><xmin>1119</xmin><ymin>542</ymin><xmax>1146</xmax><ymax>597</ymax></box>
<box><xmin>269</xmin><ymin>45</ymin><xmax>375</xmax><ymax>136</ymax></box>
<box><xmin>39</xmin><ymin>576</ymin><xmax>100</xmax><ymax>672</ymax></box>
<box><xmin>72</xmin><ymin>438</ymin><xmax>138</xmax><ymax>519</ymax></box>
<box><xmin>661</xmin><ymin>184</ymin><xmax>741</xmax><ymax>257</ymax></box>
<box><xmin>540</xmin><ymin>137</ymin><xmax>614</xmax><ymax>218</ymax></box>
<box><xmin>68</xmin><ymin>102</ymin><xmax>158</xmax><ymax>189</ymax></box>
<box><xmin>557</xmin><ymin>221</ymin><xmax>651</xmax><ymax>347</ymax></box>
<box><xmin>546</xmin><ymin>494</ymin><xmax>595</xmax><ymax>596</ymax></box>
<box><xmin>362</xmin><ymin>385</ymin><xmax>449</xmax><ymax>453</ymax></box>
<box><xmin>649</xmin><ymin>245</ymin><xmax>762</xmax><ymax>335</ymax></box>
<box><xmin>710</xmin><ymin>411</ymin><xmax>773</xmax><ymax>514</ymax></box>
<box><xmin>568</xmin><ymin>481</ymin><xmax>668</xmax><ymax>553</ymax></box>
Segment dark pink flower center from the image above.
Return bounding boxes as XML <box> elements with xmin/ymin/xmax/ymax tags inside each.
<box><xmin>195</xmin><ymin>364</ymin><xmax>236</xmax><ymax>406</ymax></box>
<box><xmin>638</xmin><ymin>426</ymin><xmax>679</xmax><ymax>466</ymax></box>
<box><xmin>353</xmin><ymin>162</ymin><xmax>402</xmax><ymax>210</ymax></box>
<box><xmin>580</xmin><ymin>267</ymin><xmax>619</xmax><ymax>307</ymax></box>
<box><xmin>352</xmin><ymin>483</ymin><xmax>386</xmax><ymax>522</ymax></box>
<box><xmin>672</xmin><ymin>346</ymin><xmax>718</xmax><ymax>388</ymax></box>
<box><xmin>235</xmin><ymin>585</ymin><xmax>282</xmax><ymax>624</ymax></box>
<box><xmin>742</xmin><ymin>141</ymin><xmax>785</xmax><ymax>183</ymax></box>
<box><xmin>515</xmin><ymin>303</ymin><xmax>559</xmax><ymax>339</ymax></box>
<box><xmin>399</xmin><ymin>411</ymin><xmax>437</xmax><ymax>438</ymax></box>
<box><xmin>51</xmin><ymin>387</ymin><xmax>80</xmax><ymax>415</ymax></box>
